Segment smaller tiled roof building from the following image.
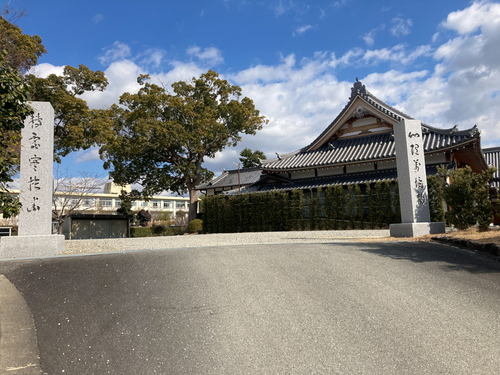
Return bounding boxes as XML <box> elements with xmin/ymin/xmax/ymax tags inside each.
<box><xmin>196</xmin><ymin>167</ymin><xmax>263</xmax><ymax>196</ymax></box>
<box><xmin>197</xmin><ymin>79</ymin><xmax>488</xmax><ymax>195</ymax></box>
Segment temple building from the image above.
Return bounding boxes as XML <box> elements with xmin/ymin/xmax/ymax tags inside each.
<box><xmin>197</xmin><ymin>79</ymin><xmax>488</xmax><ymax>195</ymax></box>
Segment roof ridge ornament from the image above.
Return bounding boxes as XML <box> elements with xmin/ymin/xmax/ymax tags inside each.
<box><xmin>471</xmin><ymin>123</ymin><xmax>481</xmax><ymax>137</ymax></box>
<box><xmin>350</xmin><ymin>78</ymin><xmax>367</xmax><ymax>100</ymax></box>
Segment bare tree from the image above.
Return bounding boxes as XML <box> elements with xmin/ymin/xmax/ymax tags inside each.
<box><xmin>52</xmin><ymin>168</ymin><xmax>106</xmax><ymax>234</ymax></box>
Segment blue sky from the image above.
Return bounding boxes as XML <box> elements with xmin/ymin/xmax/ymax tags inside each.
<box><xmin>9</xmin><ymin>0</ymin><xmax>500</xmax><ymax>193</ymax></box>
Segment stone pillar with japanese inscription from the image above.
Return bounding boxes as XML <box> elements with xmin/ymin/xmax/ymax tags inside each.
<box><xmin>1</xmin><ymin>102</ymin><xmax>65</xmax><ymax>259</ymax></box>
<box><xmin>389</xmin><ymin>119</ymin><xmax>445</xmax><ymax>237</ymax></box>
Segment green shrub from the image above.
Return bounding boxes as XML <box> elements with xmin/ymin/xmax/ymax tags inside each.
<box><xmin>392</xmin><ymin>181</ymin><xmax>401</xmax><ymax>224</ymax></box>
<box><xmin>171</xmin><ymin>226</ymin><xmax>185</xmax><ymax>235</ymax></box>
<box><xmin>188</xmin><ymin>219</ymin><xmax>203</xmax><ymax>233</ymax></box>
<box><xmin>355</xmin><ymin>184</ymin><xmax>364</xmax><ymax>229</ymax></box>
<box><xmin>333</xmin><ymin>185</ymin><xmax>344</xmax><ymax>230</ymax></box>
<box><xmin>309</xmin><ymin>191</ymin><xmax>320</xmax><ymax>230</ymax></box>
<box><xmin>427</xmin><ymin>175</ymin><xmax>446</xmax><ymax>223</ymax></box>
<box><xmin>346</xmin><ymin>185</ymin><xmax>355</xmax><ymax>229</ymax></box>
<box><xmin>152</xmin><ymin>224</ymin><xmax>166</xmax><ymax>235</ymax></box>
<box><xmin>443</xmin><ymin>166</ymin><xmax>496</xmax><ymax>230</ymax></box>
<box><xmin>374</xmin><ymin>181</ymin><xmax>384</xmax><ymax>228</ymax></box>
<box><xmin>131</xmin><ymin>227</ymin><xmax>152</xmax><ymax>237</ymax></box>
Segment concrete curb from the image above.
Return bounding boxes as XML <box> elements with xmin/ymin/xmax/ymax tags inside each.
<box><xmin>0</xmin><ymin>275</ymin><xmax>42</xmax><ymax>374</ymax></box>
<box><xmin>432</xmin><ymin>236</ymin><xmax>500</xmax><ymax>258</ymax></box>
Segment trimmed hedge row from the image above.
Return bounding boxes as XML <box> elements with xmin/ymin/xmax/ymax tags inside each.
<box><xmin>131</xmin><ymin>225</ymin><xmax>185</xmax><ymax>237</ymax></box>
<box><xmin>202</xmin><ymin>181</ymin><xmax>407</xmax><ymax>233</ymax></box>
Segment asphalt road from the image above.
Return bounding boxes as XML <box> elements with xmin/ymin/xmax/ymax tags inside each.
<box><xmin>1</xmin><ymin>241</ymin><xmax>500</xmax><ymax>374</ymax></box>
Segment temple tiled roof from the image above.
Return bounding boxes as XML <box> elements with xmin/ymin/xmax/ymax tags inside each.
<box><xmin>224</xmin><ymin>164</ymin><xmax>449</xmax><ymax>194</ymax></box>
<box><xmin>196</xmin><ymin>167</ymin><xmax>262</xmax><ymax>190</ymax></box>
<box><xmin>262</xmin><ymin>125</ymin><xmax>481</xmax><ymax>172</ymax></box>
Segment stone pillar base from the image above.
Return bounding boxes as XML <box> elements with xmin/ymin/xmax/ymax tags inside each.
<box><xmin>390</xmin><ymin>222</ymin><xmax>445</xmax><ymax>238</ymax></box>
<box><xmin>0</xmin><ymin>235</ymin><xmax>65</xmax><ymax>260</ymax></box>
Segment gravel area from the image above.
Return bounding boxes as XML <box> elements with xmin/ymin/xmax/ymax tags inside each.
<box><xmin>62</xmin><ymin>229</ymin><xmax>391</xmax><ymax>255</ymax></box>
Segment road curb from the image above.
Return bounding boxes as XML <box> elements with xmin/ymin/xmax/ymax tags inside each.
<box><xmin>432</xmin><ymin>236</ymin><xmax>500</xmax><ymax>258</ymax></box>
<box><xmin>0</xmin><ymin>275</ymin><xmax>42</xmax><ymax>374</ymax></box>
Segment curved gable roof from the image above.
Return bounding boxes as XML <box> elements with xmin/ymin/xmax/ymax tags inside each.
<box><xmin>262</xmin><ymin>126</ymin><xmax>482</xmax><ymax>172</ymax></box>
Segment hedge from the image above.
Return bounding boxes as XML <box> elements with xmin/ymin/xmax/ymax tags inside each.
<box><xmin>202</xmin><ymin>181</ymin><xmax>407</xmax><ymax>233</ymax></box>
<box><xmin>131</xmin><ymin>226</ymin><xmax>184</xmax><ymax>237</ymax></box>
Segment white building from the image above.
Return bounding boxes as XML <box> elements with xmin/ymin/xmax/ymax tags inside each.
<box><xmin>1</xmin><ymin>182</ymin><xmax>190</xmax><ymax>224</ymax></box>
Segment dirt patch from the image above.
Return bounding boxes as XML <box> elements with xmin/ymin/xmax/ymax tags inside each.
<box><xmin>353</xmin><ymin>227</ymin><xmax>500</xmax><ymax>244</ymax></box>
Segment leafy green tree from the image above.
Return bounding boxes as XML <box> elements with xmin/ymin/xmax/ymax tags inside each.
<box><xmin>116</xmin><ymin>195</ymin><xmax>135</xmax><ymax>217</ymax></box>
<box><xmin>100</xmin><ymin>70</ymin><xmax>268</xmax><ymax>223</ymax></box>
<box><xmin>0</xmin><ymin>14</ymin><xmax>46</xmax><ymax>74</ymax></box>
<box><xmin>0</xmin><ymin>50</ymin><xmax>33</xmax><ymax>217</ymax></box>
<box><xmin>1</xmin><ymin>15</ymin><xmax>109</xmax><ymax>162</ymax></box>
<box><xmin>239</xmin><ymin>148</ymin><xmax>266</xmax><ymax>168</ymax></box>
<box><xmin>28</xmin><ymin>65</ymin><xmax>109</xmax><ymax>161</ymax></box>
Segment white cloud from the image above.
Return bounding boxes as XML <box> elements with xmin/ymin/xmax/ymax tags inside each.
<box><xmin>329</xmin><ymin>48</ymin><xmax>363</xmax><ymax>68</ymax></box>
<box><xmin>319</xmin><ymin>8</ymin><xmax>326</xmax><ymax>19</ymax></box>
<box><xmin>75</xmin><ymin>148</ymin><xmax>101</xmax><ymax>163</ymax></box>
<box><xmin>391</xmin><ymin>17</ymin><xmax>412</xmax><ymax>37</ymax></box>
<box><xmin>28</xmin><ymin>63</ymin><xmax>65</xmax><ymax>77</ymax></box>
<box><xmin>7</xmin><ymin>178</ymin><xmax>20</xmax><ymax>190</ymax></box>
<box><xmin>81</xmin><ymin>59</ymin><xmax>142</xmax><ymax>109</ymax></box>
<box><xmin>333</xmin><ymin>0</ymin><xmax>350</xmax><ymax>8</ymax></box>
<box><xmin>362</xmin><ymin>32</ymin><xmax>375</xmax><ymax>47</ymax></box>
<box><xmin>273</xmin><ymin>0</ymin><xmax>287</xmax><ymax>16</ymax></box>
<box><xmin>434</xmin><ymin>1</ymin><xmax>500</xmax><ymax>75</ymax></box>
<box><xmin>441</xmin><ymin>1</ymin><xmax>500</xmax><ymax>35</ymax></box>
<box><xmin>93</xmin><ymin>14</ymin><xmax>103</xmax><ymax>24</ymax></box>
<box><xmin>294</xmin><ymin>24</ymin><xmax>313</xmax><ymax>36</ymax></box>
<box><xmin>138</xmin><ymin>48</ymin><xmax>166</xmax><ymax>68</ymax></box>
<box><xmin>362</xmin><ymin>25</ymin><xmax>385</xmax><ymax>46</ymax></box>
<box><xmin>361</xmin><ymin>44</ymin><xmax>432</xmax><ymax>66</ymax></box>
<box><xmin>269</xmin><ymin>0</ymin><xmax>309</xmax><ymax>17</ymax></box>
<box><xmin>99</xmin><ymin>41</ymin><xmax>131</xmax><ymax>65</ymax></box>
<box><xmin>186</xmin><ymin>46</ymin><xmax>224</xmax><ymax>65</ymax></box>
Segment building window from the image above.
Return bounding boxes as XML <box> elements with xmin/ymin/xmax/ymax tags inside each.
<box><xmin>100</xmin><ymin>199</ymin><xmax>113</xmax><ymax>207</ymax></box>
<box><xmin>70</xmin><ymin>198</ymin><xmax>79</xmax><ymax>205</ymax></box>
<box><xmin>141</xmin><ymin>201</ymin><xmax>148</xmax><ymax>207</ymax></box>
<box><xmin>152</xmin><ymin>200</ymin><xmax>159</xmax><ymax>208</ymax></box>
<box><xmin>115</xmin><ymin>199</ymin><xmax>121</xmax><ymax>207</ymax></box>
<box><xmin>176</xmin><ymin>202</ymin><xmax>185</xmax><ymax>208</ymax></box>
<box><xmin>131</xmin><ymin>201</ymin><xmax>137</xmax><ymax>207</ymax></box>
<box><xmin>163</xmin><ymin>201</ymin><xmax>172</xmax><ymax>208</ymax></box>
<box><xmin>83</xmin><ymin>198</ymin><xmax>94</xmax><ymax>207</ymax></box>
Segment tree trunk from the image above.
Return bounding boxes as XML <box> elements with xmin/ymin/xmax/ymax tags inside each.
<box><xmin>188</xmin><ymin>187</ymin><xmax>199</xmax><ymax>224</ymax></box>
<box><xmin>57</xmin><ymin>218</ymin><xmax>65</xmax><ymax>234</ymax></box>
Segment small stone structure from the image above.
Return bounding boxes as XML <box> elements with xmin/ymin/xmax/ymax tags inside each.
<box><xmin>390</xmin><ymin>119</ymin><xmax>445</xmax><ymax>237</ymax></box>
<box><xmin>0</xmin><ymin>102</ymin><xmax>65</xmax><ymax>259</ymax></box>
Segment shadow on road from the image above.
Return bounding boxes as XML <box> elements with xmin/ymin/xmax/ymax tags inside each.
<box><xmin>331</xmin><ymin>240</ymin><xmax>500</xmax><ymax>274</ymax></box>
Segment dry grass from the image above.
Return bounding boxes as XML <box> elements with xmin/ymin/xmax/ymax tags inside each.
<box><xmin>353</xmin><ymin>227</ymin><xmax>500</xmax><ymax>244</ymax></box>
